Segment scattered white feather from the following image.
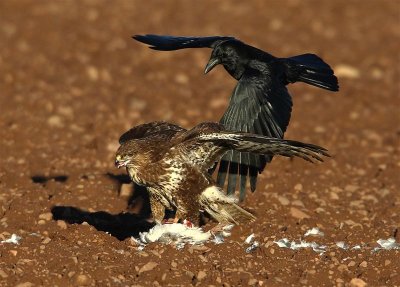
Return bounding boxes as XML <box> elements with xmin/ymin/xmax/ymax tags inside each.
<box><xmin>246</xmin><ymin>241</ymin><xmax>260</xmax><ymax>253</ymax></box>
<box><xmin>132</xmin><ymin>225</ymin><xmax>400</xmax><ymax>254</ymax></box>
<box><xmin>244</xmin><ymin>233</ymin><xmax>259</xmax><ymax>253</ymax></box>
<box><xmin>336</xmin><ymin>242</ymin><xmax>366</xmax><ymax>250</ymax></box>
<box><xmin>1</xmin><ymin>234</ymin><xmax>21</xmax><ymax>245</ymax></box>
<box><xmin>132</xmin><ymin>223</ymin><xmax>232</xmax><ymax>250</ymax></box>
<box><xmin>374</xmin><ymin>238</ymin><xmax>400</xmax><ymax>252</ymax></box>
<box><xmin>274</xmin><ymin>238</ymin><xmax>327</xmax><ymax>254</ymax></box>
<box><xmin>212</xmin><ymin>234</ymin><xmax>225</xmax><ymax>244</ymax></box>
<box><xmin>304</xmin><ymin>227</ymin><xmax>324</xmax><ymax>237</ymax></box>
<box><xmin>336</xmin><ymin>241</ymin><xmax>349</xmax><ymax>249</ymax></box>
<box><xmin>244</xmin><ymin>233</ymin><xmax>255</xmax><ymax>244</ymax></box>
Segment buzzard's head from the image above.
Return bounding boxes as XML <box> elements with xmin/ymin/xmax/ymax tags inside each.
<box><xmin>115</xmin><ymin>142</ymin><xmax>140</xmax><ymax>169</ymax></box>
<box><xmin>115</xmin><ymin>153</ymin><xmax>132</xmax><ymax>169</ymax></box>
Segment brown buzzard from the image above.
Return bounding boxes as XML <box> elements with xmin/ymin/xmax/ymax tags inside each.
<box><xmin>115</xmin><ymin>121</ymin><xmax>329</xmax><ymax>225</ymax></box>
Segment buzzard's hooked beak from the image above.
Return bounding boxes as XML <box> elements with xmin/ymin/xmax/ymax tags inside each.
<box><xmin>204</xmin><ymin>57</ymin><xmax>221</xmax><ymax>74</ymax></box>
<box><xmin>115</xmin><ymin>159</ymin><xmax>131</xmax><ymax>169</ymax></box>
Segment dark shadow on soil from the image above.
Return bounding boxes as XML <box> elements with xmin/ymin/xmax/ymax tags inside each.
<box><xmin>105</xmin><ymin>172</ymin><xmax>131</xmax><ymax>185</ymax></box>
<box><xmin>31</xmin><ymin>175</ymin><xmax>68</xmax><ymax>185</ymax></box>
<box><xmin>51</xmin><ymin>206</ymin><xmax>155</xmax><ymax>240</ymax></box>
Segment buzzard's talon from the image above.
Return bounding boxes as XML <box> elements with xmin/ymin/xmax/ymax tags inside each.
<box><xmin>182</xmin><ymin>219</ymin><xmax>193</xmax><ymax>228</ymax></box>
<box><xmin>162</xmin><ymin>218</ymin><xmax>180</xmax><ymax>225</ymax></box>
<box><xmin>161</xmin><ymin>218</ymin><xmax>192</xmax><ymax>228</ymax></box>
<box><xmin>210</xmin><ymin>224</ymin><xmax>233</xmax><ymax>237</ymax></box>
<box><xmin>209</xmin><ymin>224</ymin><xmax>224</xmax><ymax>235</ymax></box>
<box><xmin>161</xmin><ymin>218</ymin><xmax>173</xmax><ymax>224</ymax></box>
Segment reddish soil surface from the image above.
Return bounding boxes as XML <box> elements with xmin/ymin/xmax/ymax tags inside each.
<box><xmin>0</xmin><ymin>1</ymin><xmax>399</xmax><ymax>286</ymax></box>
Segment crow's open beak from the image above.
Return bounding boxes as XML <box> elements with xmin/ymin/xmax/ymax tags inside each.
<box><xmin>204</xmin><ymin>57</ymin><xmax>221</xmax><ymax>74</ymax></box>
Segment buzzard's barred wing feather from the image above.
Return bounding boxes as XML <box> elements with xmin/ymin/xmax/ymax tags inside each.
<box><xmin>175</xmin><ymin>122</ymin><xmax>226</xmax><ymax>171</ymax></box>
<box><xmin>119</xmin><ymin>121</ymin><xmax>185</xmax><ymax>144</ymax></box>
<box><xmin>198</xmin><ymin>132</ymin><xmax>329</xmax><ymax>164</ymax></box>
<box><xmin>133</xmin><ymin>35</ymin><xmax>235</xmax><ymax>51</ymax></box>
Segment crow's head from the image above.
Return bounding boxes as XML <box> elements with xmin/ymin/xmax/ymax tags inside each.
<box><xmin>204</xmin><ymin>40</ymin><xmax>246</xmax><ymax>79</ymax></box>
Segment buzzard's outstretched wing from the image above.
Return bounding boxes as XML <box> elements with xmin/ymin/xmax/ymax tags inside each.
<box><xmin>119</xmin><ymin>121</ymin><xmax>185</xmax><ymax>144</ymax></box>
<box><xmin>200</xmin><ymin>132</ymin><xmax>329</xmax><ymax>162</ymax></box>
<box><xmin>178</xmin><ymin>123</ymin><xmax>328</xmax><ymax>173</ymax></box>
<box><xmin>218</xmin><ymin>67</ymin><xmax>293</xmax><ymax>198</ymax></box>
<box><xmin>133</xmin><ymin>34</ymin><xmax>235</xmax><ymax>51</ymax></box>
<box><xmin>175</xmin><ymin>122</ymin><xmax>227</xmax><ymax>170</ymax></box>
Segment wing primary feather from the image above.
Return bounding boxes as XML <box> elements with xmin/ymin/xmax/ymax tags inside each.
<box><xmin>227</xmin><ymin>161</ymin><xmax>239</xmax><ymax>195</ymax></box>
<box><xmin>239</xmin><ymin>163</ymin><xmax>249</xmax><ymax>201</ymax></box>
<box><xmin>216</xmin><ymin>158</ymin><xmax>229</xmax><ymax>188</ymax></box>
<box><xmin>249</xmin><ymin>166</ymin><xmax>258</xmax><ymax>193</ymax></box>
<box><xmin>133</xmin><ymin>34</ymin><xmax>236</xmax><ymax>51</ymax></box>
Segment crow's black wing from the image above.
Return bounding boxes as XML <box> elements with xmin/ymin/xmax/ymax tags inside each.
<box><xmin>133</xmin><ymin>34</ymin><xmax>235</xmax><ymax>51</ymax></box>
<box><xmin>119</xmin><ymin>121</ymin><xmax>185</xmax><ymax>144</ymax></box>
<box><xmin>217</xmin><ymin>66</ymin><xmax>293</xmax><ymax>200</ymax></box>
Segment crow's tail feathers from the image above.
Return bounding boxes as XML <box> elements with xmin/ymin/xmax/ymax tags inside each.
<box><xmin>285</xmin><ymin>53</ymin><xmax>339</xmax><ymax>91</ymax></box>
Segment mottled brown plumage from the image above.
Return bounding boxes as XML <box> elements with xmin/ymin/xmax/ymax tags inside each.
<box><xmin>115</xmin><ymin>121</ymin><xmax>329</xmax><ymax>225</ymax></box>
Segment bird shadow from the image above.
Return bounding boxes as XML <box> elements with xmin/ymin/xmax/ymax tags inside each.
<box><xmin>50</xmin><ymin>172</ymin><xmax>185</xmax><ymax>240</ymax></box>
<box><xmin>105</xmin><ymin>172</ymin><xmax>152</xmax><ymax>215</ymax></box>
<box><xmin>105</xmin><ymin>173</ymin><xmax>177</xmax><ymax>220</ymax></box>
<box><xmin>31</xmin><ymin>175</ymin><xmax>68</xmax><ymax>186</ymax></box>
<box><xmin>50</xmin><ymin>173</ymin><xmax>156</xmax><ymax>241</ymax></box>
<box><xmin>51</xmin><ymin>206</ymin><xmax>155</xmax><ymax>240</ymax></box>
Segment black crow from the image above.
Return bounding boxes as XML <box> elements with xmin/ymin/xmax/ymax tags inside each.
<box><xmin>133</xmin><ymin>34</ymin><xmax>338</xmax><ymax>200</ymax></box>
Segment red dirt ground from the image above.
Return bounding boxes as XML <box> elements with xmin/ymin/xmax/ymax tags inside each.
<box><xmin>0</xmin><ymin>1</ymin><xmax>399</xmax><ymax>286</ymax></box>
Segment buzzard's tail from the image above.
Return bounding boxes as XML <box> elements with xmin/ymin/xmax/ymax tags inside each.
<box><xmin>219</xmin><ymin>202</ymin><xmax>255</xmax><ymax>224</ymax></box>
<box><xmin>199</xmin><ymin>186</ymin><xmax>255</xmax><ymax>224</ymax></box>
<box><xmin>284</xmin><ymin>53</ymin><xmax>339</xmax><ymax>91</ymax></box>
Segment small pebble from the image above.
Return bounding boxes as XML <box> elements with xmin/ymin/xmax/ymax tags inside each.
<box><xmin>0</xmin><ymin>269</ymin><xmax>8</xmax><ymax>278</ymax></box>
<box><xmin>57</xmin><ymin>220</ymin><xmax>67</xmax><ymax>229</ymax></box>
<box><xmin>119</xmin><ymin>183</ymin><xmax>133</xmax><ymax>197</ymax></box>
<box><xmin>290</xmin><ymin>207</ymin><xmax>310</xmax><ymax>219</ymax></box>
<box><xmin>349</xmin><ymin>278</ymin><xmax>367</xmax><ymax>287</ymax></box>
<box><xmin>334</xmin><ymin>64</ymin><xmax>360</xmax><ymax>79</ymax></box>
<box><xmin>74</xmin><ymin>274</ymin><xmax>92</xmax><ymax>286</ymax></box>
<box><xmin>197</xmin><ymin>270</ymin><xmax>207</xmax><ymax>281</ymax></box>
<box><xmin>139</xmin><ymin>262</ymin><xmax>158</xmax><ymax>273</ymax></box>
<box><xmin>39</xmin><ymin>212</ymin><xmax>52</xmax><ymax>221</ymax></box>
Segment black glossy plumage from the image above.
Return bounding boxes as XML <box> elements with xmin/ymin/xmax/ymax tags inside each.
<box><xmin>133</xmin><ymin>35</ymin><xmax>235</xmax><ymax>50</ymax></box>
<box><xmin>133</xmin><ymin>34</ymin><xmax>339</xmax><ymax>200</ymax></box>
